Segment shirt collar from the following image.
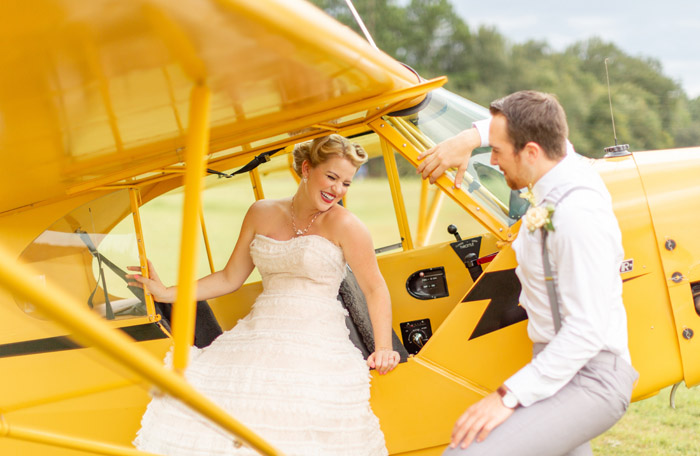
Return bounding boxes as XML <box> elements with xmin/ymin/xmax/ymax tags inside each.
<box><xmin>531</xmin><ymin>153</ymin><xmax>572</xmax><ymax>205</ymax></box>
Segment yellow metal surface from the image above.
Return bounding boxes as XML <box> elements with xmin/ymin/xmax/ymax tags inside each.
<box><xmin>0</xmin><ymin>0</ymin><xmax>430</xmax><ymax>215</ymax></box>
<box><xmin>370</xmin><ymin>358</ymin><xmax>487</xmax><ymax>455</ymax></box>
<box><xmin>171</xmin><ymin>84</ymin><xmax>211</xmax><ymax>372</ymax></box>
<box><xmin>200</xmin><ymin>206</ymin><xmax>216</xmax><ymax>274</ymax></box>
<box><xmin>419</xmin><ymin>188</ymin><xmax>445</xmax><ymax>248</ymax></box>
<box><xmin>250</xmin><ymin>168</ymin><xmax>266</xmax><ymax>201</ymax></box>
<box><xmin>129</xmin><ymin>189</ymin><xmax>156</xmax><ymax>317</ymax></box>
<box><xmin>417</xmin><ymin>179</ymin><xmax>431</xmax><ymax>246</ymax></box>
<box><xmin>415</xmin><ymin>180</ymin><xmax>445</xmax><ymax>247</ymax></box>
<box><xmin>391</xmin><ymin>446</ymin><xmax>446</xmax><ymax>456</ymax></box>
<box><xmin>631</xmin><ymin>148</ymin><xmax>700</xmax><ymax>387</ymax></box>
<box><xmin>594</xmin><ymin>155</ymin><xmax>685</xmax><ymax>396</ymax></box>
<box><xmin>2</xmin><ymin>423</ymin><xmax>159</xmax><ymax>456</ymax></box>
<box><xmin>381</xmin><ymin>138</ymin><xmax>414</xmax><ymax>251</ymax></box>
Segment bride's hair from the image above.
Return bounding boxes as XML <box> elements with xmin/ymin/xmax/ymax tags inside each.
<box><xmin>292</xmin><ymin>134</ymin><xmax>368</xmax><ymax>177</ymax></box>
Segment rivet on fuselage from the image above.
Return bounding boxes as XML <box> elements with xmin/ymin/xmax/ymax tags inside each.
<box><xmin>671</xmin><ymin>272</ymin><xmax>684</xmax><ymax>283</ymax></box>
<box><xmin>665</xmin><ymin>239</ymin><xmax>676</xmax><ymax>251</ymax></box>
<box><xmin>682</xmin><ymin>328</ymin><xmax>694</xmax><ymax>340</ymax></box>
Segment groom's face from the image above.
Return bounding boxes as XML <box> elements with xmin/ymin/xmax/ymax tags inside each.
<box><xmin>489</xmin><ymin>114</ymin><xmax>529</xmax><ymax>190</ymax></box>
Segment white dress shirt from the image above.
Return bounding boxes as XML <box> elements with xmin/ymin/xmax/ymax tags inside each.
<box><xmin>473</xmin><ymin>118</ymin><xmax>631</xmax><ymax>407</ymax></box>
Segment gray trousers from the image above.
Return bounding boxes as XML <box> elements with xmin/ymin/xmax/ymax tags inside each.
<box><xmin>444</xmin><ymin>347</ymin><xmax>638</xmax><ymax>456</ymax></box>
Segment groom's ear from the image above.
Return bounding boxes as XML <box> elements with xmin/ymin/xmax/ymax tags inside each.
<box><xmin>522</xmin><ymin>141</ymin><xmax>542</xmax><ymax>163</ymax></box>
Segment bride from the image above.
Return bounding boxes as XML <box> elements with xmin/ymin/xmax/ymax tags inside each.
<box><xmin>129</xmin><ymin>134</ymin><xmax>400</xmax><ymax>455</ymax></box>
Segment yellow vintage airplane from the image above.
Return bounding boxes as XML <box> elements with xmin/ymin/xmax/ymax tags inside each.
<box><xmin>1</xmin><ymin>0</ymin><xmax>699</xmax><ymax>455</ymax></box>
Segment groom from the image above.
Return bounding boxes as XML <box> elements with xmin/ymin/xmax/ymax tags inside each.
<box><xmin>418</xmin><ymin>91</ymin><xmax>637</xmax><ymax>455</ymax></box>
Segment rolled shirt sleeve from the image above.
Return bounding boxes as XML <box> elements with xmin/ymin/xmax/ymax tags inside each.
<box><xmin>472</xmin><ymin>118</ymin><xmax>491</xmax><ymax>148</ymax></box>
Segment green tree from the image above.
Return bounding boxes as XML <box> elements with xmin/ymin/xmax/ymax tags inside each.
<box><xmin>308</xmin><ymin>0</ymin><xmax>700</xmax><ymax>153</ymax></box>
<box><xmin>673</xmin><ymin>96</ymin><xmax>700</xmax><ymax>147</ymax></box>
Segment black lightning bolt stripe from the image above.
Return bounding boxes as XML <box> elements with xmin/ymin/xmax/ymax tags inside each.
<box><xmin>464</xmin><ymin>269</ymin><xmax>527</xmax><ymax>340</ymax></box>
<box><xmin>0</xmin><ymin>323</ymin><xmax>168</xmax><ymax>358</ymax></box>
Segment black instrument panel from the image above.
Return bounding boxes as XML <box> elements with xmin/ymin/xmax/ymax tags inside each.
<box><xmin>406</xmin><ymin>267</ymin><xmax>449</xmax><ymax>300</ymax></box>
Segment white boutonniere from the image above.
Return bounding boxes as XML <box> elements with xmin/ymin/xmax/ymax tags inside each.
<box><xmin>520</xmin><ymin>185</ymin><xmax>555</xmax><ymax>233</ymax></box>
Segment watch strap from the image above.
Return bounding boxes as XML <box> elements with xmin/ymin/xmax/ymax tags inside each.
<box><xmin>497</xmin><ymin>385</ymin><xmax>519</xmax><ymax>408</ymax></box>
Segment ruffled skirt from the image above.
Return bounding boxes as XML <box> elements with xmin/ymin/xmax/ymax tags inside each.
<box><xmin>134</xmin><ymin>291</ymin><xmax>387</xmax><ymax>456</ymax></box>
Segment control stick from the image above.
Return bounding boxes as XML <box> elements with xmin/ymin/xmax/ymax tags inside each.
<box><xmin>448</xmin><ymin>224</ymin><xmax>483</xmax><ymax>281</ymax></box>
<box><xmin>447</xmin><ymin>224</ymin><xmax>462</xmax><ymax>241</ymax></box>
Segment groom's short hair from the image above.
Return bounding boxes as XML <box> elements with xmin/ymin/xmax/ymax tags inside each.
<box><xmin>489</xmin><ymin>91</ymin><xmax>568</xmax><ymax>160</ymax></box>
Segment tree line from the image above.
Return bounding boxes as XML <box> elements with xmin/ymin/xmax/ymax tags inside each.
<box><xmin>311</xmin><ymin>0</ymin><xmax>700</xmax><ymax>157</ymax></box>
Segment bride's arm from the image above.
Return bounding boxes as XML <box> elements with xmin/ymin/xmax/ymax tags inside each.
<box><xmin>194</xmin><ymin>202</ymin><xmax>258</xmax><ymax>299</ymax></box>
<box><xmin>129</xmin><ymin>202</ymin><xmax>259</xmax><ymax>302</ymax></box>
<box><xmin>338</xmin><ymin>211</ymin><xmax>399</xmax><ymax>375</ymax></box>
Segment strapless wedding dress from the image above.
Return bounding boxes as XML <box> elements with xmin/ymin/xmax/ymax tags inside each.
<box><xmin>134</xmin><ymin>234</ymin><xmax>387</xmax><ymax>456</ymax></box>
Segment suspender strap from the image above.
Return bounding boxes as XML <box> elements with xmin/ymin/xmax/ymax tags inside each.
<box><xmin>541</xmin><ymin>229</ymin><xmax>561</xmax><ymax>333</ymax></box>
<box><xmin>538</xmin><ymin>185</ymin><xmax>589</xmax><ymax>334</ymax></box>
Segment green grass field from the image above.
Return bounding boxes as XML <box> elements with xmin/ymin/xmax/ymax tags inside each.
<box><xmin>592</xmin><ymin>384</ymin><xmax>700</xmax><ymax>455</ymax></box>
<box><xmin>129</xmin><ymin>171</ymin><xmax>700</xmax><ymax>455</ymax></box>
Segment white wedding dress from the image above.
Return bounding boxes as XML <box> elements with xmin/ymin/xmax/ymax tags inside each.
<box><xmin>134</xmin><ymin>234</ymin><xmax>388</xmax><ymax>456</ymax></box>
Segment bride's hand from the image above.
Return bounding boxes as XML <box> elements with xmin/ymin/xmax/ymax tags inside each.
<box><xmin>127</xmin><ymin>260</ymin><xmax>174</xmax><ymax>303</ymax></box>
<box><xmin>367</xmin><ymin>348</ymin><xmax>400</xmax><ymax>375</ymax></box>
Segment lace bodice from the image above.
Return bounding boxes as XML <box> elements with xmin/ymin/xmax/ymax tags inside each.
<box><xmin>249</xmin><ymin>234</ymin><xmax>347</xmax><ymax>297</ymax></box>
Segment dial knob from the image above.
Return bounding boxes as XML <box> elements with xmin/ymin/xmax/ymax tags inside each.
<box><xmin>410</xmin><ymin>330</ymin><xmax>426</xmax><ymax>348</ymax></box>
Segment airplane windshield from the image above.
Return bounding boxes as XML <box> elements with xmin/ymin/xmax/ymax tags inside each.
<box><xmin>15</xmin><ymin>190</ymin><xmax>145</xmax><ymax>320</ymax></box>
<box><xmin>394</xmin><ymin>88</ymin><xmax>528</xmax><ymax>226</ymax></box>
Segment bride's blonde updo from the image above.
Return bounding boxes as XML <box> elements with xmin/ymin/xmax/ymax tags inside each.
<box><xmin>292</xmin><ymin>134</ymin><xmax>368</xmax><ymax>177</ymax></box>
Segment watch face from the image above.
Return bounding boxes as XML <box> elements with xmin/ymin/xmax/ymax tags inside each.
<box><xmin>502</xmin><ymin>391</ymin><xmax>518</xmax><ymax>408</ymax></box>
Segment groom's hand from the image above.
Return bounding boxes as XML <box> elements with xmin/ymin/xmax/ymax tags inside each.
<box><xmin>449</xmin><ymin>392</ymin><xmax>514</xmax><ymax>450</ymax></box>
<box><xmin>416</xmin><ymin>128</ymin><xmax>481</xmax><ymax>188</ymax></box>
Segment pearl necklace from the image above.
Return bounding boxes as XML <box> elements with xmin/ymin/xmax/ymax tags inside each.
<box><xmin>291</xmin><ymin>197</ymin><xmax>321</xmax><ymax>237</ymax></box>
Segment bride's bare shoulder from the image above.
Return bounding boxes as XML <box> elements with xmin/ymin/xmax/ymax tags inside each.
<box><xmin>248</xmin><ymin>198</ymin><xmax>289</xmax><ymax>214</ymax></box>
<box><xmin>325</xmin><ymin>205</ymin><xmax>368</xmax><ymax>237</ymax></box>
<box><xmin>245</xmin><ymin>198</ymin><xmax>290</xmax><ymax>228</ymax></box>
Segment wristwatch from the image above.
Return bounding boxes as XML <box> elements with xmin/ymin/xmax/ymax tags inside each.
<box><xmin>497</xmin><ymin>385</ymin><xmax>519</xmax><ymax>409</ymax></box>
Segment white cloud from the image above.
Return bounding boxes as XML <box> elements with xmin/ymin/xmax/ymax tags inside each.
<box><xmin>565</xmin><ymin>16</ymin><xmax>622</xmax><ymax>42</ymax></box>
<box><xmin>664</xmin><ymin>60</ymin><xmax>700</xmax><ymax>98</ymax></box>
<box><xmin>465</xmin><ymin>14</ymin><xmax>540</xmax><ymax>32</ymax></box>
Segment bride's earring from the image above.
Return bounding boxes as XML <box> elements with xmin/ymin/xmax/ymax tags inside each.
<box><xmin>303</xmin><ymin>176</ymin><xmax>308</xmax><ymax>184</ymax></box>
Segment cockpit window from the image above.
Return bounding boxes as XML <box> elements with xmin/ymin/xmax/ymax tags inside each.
<box><xmin>394</xmin><ymin>88</ymin><xmax>528</xmax><ymax>225</ymax></box>
<box><xmin>16</xmin><ymin>190</ymin><xmax>144</xmax><ymax>320</ymax></box>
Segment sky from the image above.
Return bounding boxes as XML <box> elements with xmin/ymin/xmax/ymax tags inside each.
<box><xmin>451</xmin><ymin>0</ymin><xmax>700</xmax><ymax>98</ymax></box>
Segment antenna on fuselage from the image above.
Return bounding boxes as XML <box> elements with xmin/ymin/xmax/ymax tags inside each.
<box><xmin>603</xmin><ymin>58</ymin><xmax>631</xmax><ymax>157</ymax></box>
<box><xmin>344</xmin><ymin>0</ymin><xmax>379</xmax><ymax>50</ymax></box>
